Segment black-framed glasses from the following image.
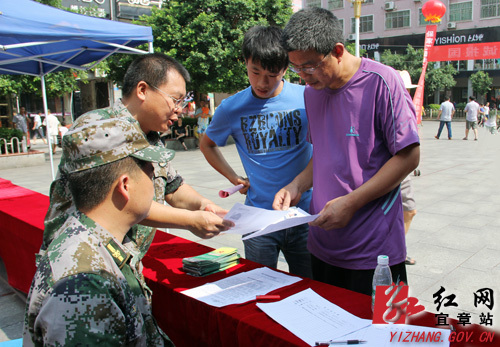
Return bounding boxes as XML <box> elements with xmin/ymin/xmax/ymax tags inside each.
<box><xmin>289</xmin><ymin>53</ymin><xmax>330</xmax><ymax>74</ymax></box>
<box><xmin>149</xmin><ymin>84</ymin><xmax>190</xmax><ymax>109</ymax></box>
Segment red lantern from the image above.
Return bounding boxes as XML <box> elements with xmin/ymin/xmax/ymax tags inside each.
<box><xmin>422</xmin><ymin>0</ymin><xmax>446</xmax><ymax>23</ymax></box>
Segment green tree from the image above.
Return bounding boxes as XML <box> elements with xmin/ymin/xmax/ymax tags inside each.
<box><xmin>108</xmin><ymin>0</ymin><xmax>293</xmax><ymax>94</ymax></box>
<box><xmin>381</xmin><ymin>44</ymin><xmax>423</xmax><ymax>84</ymax></box>
<box><xmin>344</xmin><ymin>42</ymin><xmax>366</xmax><ymax>57</ymax></box>
<box><xmin>424</xmin><ymin>64</ymin><xmax>457</xmax><ymax>97</ymax></box>
<box><xmin>470</xmin><ymin>70</ymin><xmax>492</xmax><ymax>100</ymax></box>
<box><xmin>381</xmin><ymin>44</ymin><xmax>457</xmax><ymax>100</ymax></box>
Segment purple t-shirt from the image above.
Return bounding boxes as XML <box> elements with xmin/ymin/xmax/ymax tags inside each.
<box><xmin>305</xmin><ymin>58</ymin><xmax>419</xmax><ymax>270</ymax></box>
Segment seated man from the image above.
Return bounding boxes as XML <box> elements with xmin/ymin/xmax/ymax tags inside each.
<box><xmin>24</xmin><ymin>118</ymin><xmax>175</xmax><ymax>346</ymax></box>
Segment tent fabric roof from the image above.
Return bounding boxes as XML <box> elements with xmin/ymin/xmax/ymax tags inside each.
<box><xmin>0</xmin><ymin>0</ymin><xmax>153</xmax><ymax>77</ymax></box>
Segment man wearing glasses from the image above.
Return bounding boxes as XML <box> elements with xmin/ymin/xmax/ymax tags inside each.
<box><xmin>273</xmin><ymin>8</ymin><xmax>420</xmax><ymax>296</ymax></box>
<box><xmin>44</xmin><ymin>53</ymin><xmax>233</xmax><ymax>260</ymax></box>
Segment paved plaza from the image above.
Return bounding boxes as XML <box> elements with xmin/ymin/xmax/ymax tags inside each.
<box><xmin>1</xmin><ymin>119</ymin><xmax>499</xmax><ymax>342</ymax></box>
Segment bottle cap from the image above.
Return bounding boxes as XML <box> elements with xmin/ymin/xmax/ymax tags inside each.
<box><xmin>377</xmin><ymin>255</ymin><xmax>389</xmax><ymax>265</ymax></box>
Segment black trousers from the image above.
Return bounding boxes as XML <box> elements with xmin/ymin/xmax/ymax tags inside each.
<box><xmin>311</xmin><ymin>254</ymin><xmax>408</xmax><ymax>296</ymax></box>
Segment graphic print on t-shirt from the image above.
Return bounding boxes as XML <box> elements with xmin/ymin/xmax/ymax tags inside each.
<box><xmin>240</xmin><ymin>109</ymin><xmax>303</xmax><ymax>154</ymax></box>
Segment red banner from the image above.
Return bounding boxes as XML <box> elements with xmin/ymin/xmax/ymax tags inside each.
<box><xmin>413</xmin><ymin>25</ymin><xmax>437</xmax><ymax>125</ymax></box>
<box><xmin>428</xmin><ymin>41</ymin><xmax>500</xmax><ymax>62</ymax></box>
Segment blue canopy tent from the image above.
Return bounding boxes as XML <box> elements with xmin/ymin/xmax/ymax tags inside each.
<box><xmin>0</xmin><ymin>0</ymin><xmax>154</xmax><ymax>179</ymax></box>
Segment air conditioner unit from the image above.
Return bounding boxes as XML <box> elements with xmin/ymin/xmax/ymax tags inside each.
<box><xmin>447</xmin><ymin>22</ymin><xmax>456</xmax><ymax>29</ymax></box>
<box><xmin>348</xmin><ymin>34</ymin><xmax>356</xmax><ymax>40</ymax></box>
<box><xmin>385</xmin><ymin>1</ymin><xmax>395</xmax><ymax>11</ymax></box>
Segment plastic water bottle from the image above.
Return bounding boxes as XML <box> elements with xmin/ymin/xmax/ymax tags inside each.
<box><xmin>371</xmin><ymin>255</ymin><xmax>392</xmax><ymax>312</ymax></box>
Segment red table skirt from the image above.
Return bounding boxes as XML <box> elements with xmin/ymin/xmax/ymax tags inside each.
<box><xmin>0</xmin><ymin>178</ymin><xmax>48</xmax><ymax>293</ymax></box>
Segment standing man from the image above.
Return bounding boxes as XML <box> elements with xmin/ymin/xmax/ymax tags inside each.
<box><xmin>273</xmin><ymin>8</ymin><xmax>420</xmax><ymax>295</ymax></box>
<box><xmin>463</xmin><ymin>96</ymin><xmax>480</xmax><ymax>141</ymax></box>
<box><xmin>44</xmin><ymin>110</ymin><xmax>60</xmax><ymax>154</ymax></box>
<box><xmin>44</xmin><ymin>53</ymin><xmax>233</xmax><ymax>261</ymax></box>
<box><xmin>201</xmin><ymin>26</ymin><xmax>313</xmax><ymax>277</ymax></box>
<box><xmin>12</xmin><ymin>106</ymin><xmax>31</xmax><ymax>149</ymax></box>
<box><xmin>32</xmin><ymin>111</ymin><xmax>47</xmax><ymax>144</ymax></box>
<box><xmin>435</xmin><ymin>96</ymin><xmax>455</xmax><ymax>140</ymax></box>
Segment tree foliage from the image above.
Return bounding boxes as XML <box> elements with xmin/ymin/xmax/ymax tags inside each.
<box><xmin>108</xmin><ymin>0</ymin><xmax>293</xmax><ymax>94</ymax></box>
<box><xmin>381</xmin><ymin>44</ymin><xmax>457</xmax><ymax>99</ymax></box>
<box><xmin>424</xmin><ymin>64</ymin><xmax>457</xmax><ymax>96</ymax></box>
<box><xmin>470</xmin><ymin>70</ymin><xmax>492</xmax><ymax>98</ymax></box>
<box><xmin>381</xmin><ymin>44</ymin><xmax>423</xmax><ymax>84</ymax></box>
<box><xmin>344</xmin><ymin>42</ymin><xmax>366</xmax><ymax>57</ymax></box>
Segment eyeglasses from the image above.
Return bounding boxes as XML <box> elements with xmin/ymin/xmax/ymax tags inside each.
<box><xmin>149</xmin><ymin>84</ymin><xmax>190</xmax><ymax>109</ymax></box>
<box><xmin>289</xmin><ymin>53</ymin><xmax>330</xmax><ymax>74</ymax></box>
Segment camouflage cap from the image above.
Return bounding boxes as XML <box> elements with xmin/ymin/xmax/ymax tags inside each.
<box><xmin>62</xmin><ymin>118</ymin><xmax>175</xmax><ymax>173</ymax></box>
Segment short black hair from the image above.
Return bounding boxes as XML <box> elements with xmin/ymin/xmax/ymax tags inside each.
<box><xmin>469</xmin><ymin>96</ymin><xmax>476</xmax><ymax>101</ymax></box>
<box><xmin>67</xmin><ymin>157</ymin><xmax>146</xmax><ymax>212</ymax></box>
<box><xmin>242</xmin><ymin>26</ymin><xmax>288</xmax><ymax>73</ymax></box>
<box><xmin>282</xmin><ymin>7</ymin><xmax>344</xmax><ymax>55</ymax></box>
<box><xmin>122</xmin><ymin>53</ymin><xmax>190</xmax><ymax>98</ymax></box>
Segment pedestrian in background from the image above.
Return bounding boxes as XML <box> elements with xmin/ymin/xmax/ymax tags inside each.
<box><xmin>12</xmin><ymin>106</ymin><xmax>31</xmax><ymax>149</ymax></box>
<box><xmin>463</xmin><ymin>96</ymin><xmax>479</xmax><ymax>141</ymax></box>
<box><xmin>32</xmin><ymin>111</ymin><xmax>46</xmax><ymax>144</ymax></box>
<box><xmin>484</xmin><ymin>103</ymin><xmax>497</xmax><ymax>134</ymax></box>
<box><xmin>43</xmin><ymin>110</ymin><xmax>60</xmax><ymax>154</ymax></box>
<box><xmin>435</xmin><ymin>96</ymin><xmax>455</xmax><ymax>140</ymax></box>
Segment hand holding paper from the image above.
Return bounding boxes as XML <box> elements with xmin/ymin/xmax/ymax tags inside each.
<box><xmin>223</xmin><ymin>203</ymin><xmax>318</xmax><ymax>239</ymax></box>
<box><xmin>219</xmin><ymin>184</ymin><xmax>245</xmax><ymax>198</ymax></box>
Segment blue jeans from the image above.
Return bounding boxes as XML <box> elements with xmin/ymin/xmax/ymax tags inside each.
<box><xmin>243</xmin><ymin>223</ymin><xmax>312</xmax><ymax>278</ymax></box>
<box><xmin>437</xmin><ymin>121</ymin><xmax>452</xmax><ymax>139</ymax></box>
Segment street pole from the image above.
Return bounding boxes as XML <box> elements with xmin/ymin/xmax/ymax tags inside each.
<box><xmin>352</xmin><ymin>0</ymin><xmax>363</xmax><ymax>58</ymax></box>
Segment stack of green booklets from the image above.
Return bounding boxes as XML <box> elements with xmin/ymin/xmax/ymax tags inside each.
<box><xmin>182</xmin><ymin>247</ymin><xmax>241</xmax><ymax>276</ymax></box>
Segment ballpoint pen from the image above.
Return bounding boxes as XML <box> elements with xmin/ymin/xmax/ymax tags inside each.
<box><xmin>315</xmin><ymin>340</ymin><xmax>367</xmax><ymax>346</ymax></box>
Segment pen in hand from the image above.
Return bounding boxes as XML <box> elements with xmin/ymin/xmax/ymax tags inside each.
<box><xmin>315</xmin><ymin>340</ymin><xmax>367</xmax><ymax>346</ymax></box>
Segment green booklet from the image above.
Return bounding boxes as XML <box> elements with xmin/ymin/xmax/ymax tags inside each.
<box><xmin>182</xmin><ymin>247</ymin><xmax>241</xmax><ymax>276</ymax></box>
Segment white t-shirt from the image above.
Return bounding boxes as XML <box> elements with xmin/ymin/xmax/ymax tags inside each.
<box><xmin>464</xmin><ymin>101</ymin><xmax>480</xmax><ymax>122</ymax></box>
<box><xmin>44</xmin><ymin>114</ymin><xmax>60</xmax><ymax>136</ymax></box>
<box><xmin>439</xmin><ymin>101</ymin><xmax>455</xmax><ymax>121</ymax></box>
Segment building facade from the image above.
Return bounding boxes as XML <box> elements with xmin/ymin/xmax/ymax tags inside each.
<box><xmin>302</xmin><ymin>0</ymin><xmax>500</xmax><ymax>105</ymax></box>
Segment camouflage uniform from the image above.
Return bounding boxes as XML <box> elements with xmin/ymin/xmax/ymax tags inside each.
<box><xmin>23</xmin><ymin>211</ymin><xmax>173</xmax><ymax>346</ymax></box>
<box><xmin>43</xmin><ymin>99</ymin><xmax>183</xmax><ymax>259</ymax></box>
<box><xmin>24</xmin><ymin>117</ymin><xmax>175</xmax><ymax>346</ymax></box>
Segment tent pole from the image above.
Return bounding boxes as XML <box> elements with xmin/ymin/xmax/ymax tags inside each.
<box><xmin>41</xmin><ymin>75</ymin><xmax>56</xmax><ymax>181</ymax></box>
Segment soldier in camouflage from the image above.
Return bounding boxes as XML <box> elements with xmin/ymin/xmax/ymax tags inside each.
<box><xmin>43</xmin><ymin>53</ymin><xmax>233</xmax><ymax>262</ymax></box>
<box><xmin>24</xmin><ymin>118</ymin><xmax>176</xmax><ymax>346</ymax></box>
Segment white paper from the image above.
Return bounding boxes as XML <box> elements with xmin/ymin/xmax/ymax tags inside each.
<box><xmin>339</xmin><ymin>321</ymin><xmax>450</xmax><ymax>347</ymax></box>
<box><xmin>181</xmin><ymin>267</ymin><xmax>302</xmax><ymax>307</ymax></box>
<box><xmin>223</xmin><ymin>203</ymin><xmax>318</xmax><ymax>239</ymax></box>
<box><xmin>256</xmin><ymin>288</ymin><xmax>371</xmax><ymax>346</ymax></box>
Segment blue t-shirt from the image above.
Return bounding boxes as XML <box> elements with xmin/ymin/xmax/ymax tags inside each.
<box><xmin>206</xmin><ymin>81</ymin><xmax>312</xmax><ymax>211</ymax></box>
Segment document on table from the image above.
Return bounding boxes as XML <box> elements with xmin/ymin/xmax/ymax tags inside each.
<box><xmin>223</xmin><ymin>203</ymin><xmax>318</xmax><ymax>240</ymax></box>
<box><xmin>181</xmin><ymin>267</ymin><xmax>302</xmax><ymax>307</ymax></box>
<box><xmin>339</xmin><ymin>321</ymin><xmax>451</xmax><ymax>347</ymax></box>
<box><xmin>256</xmin><ymin>288</ymin><xmax>371</xmax><ymax>346</ymax></box>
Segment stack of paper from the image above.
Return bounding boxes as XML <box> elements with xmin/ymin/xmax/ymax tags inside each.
<box><xmin>182</xmin><ymin>247</ymin><xmax>240</xmax><ymax>277</ymax></box>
